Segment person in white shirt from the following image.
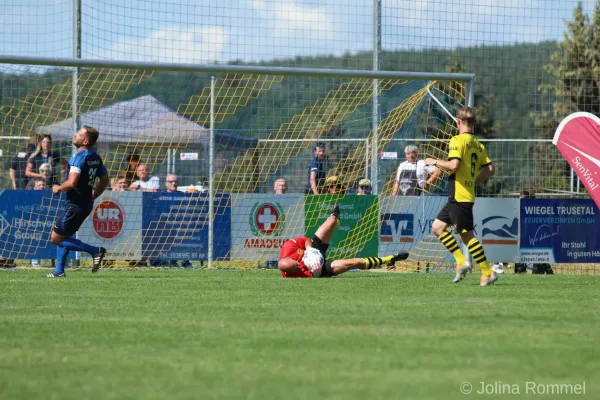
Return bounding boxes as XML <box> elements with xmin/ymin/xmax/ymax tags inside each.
<box><xmin>391</xmin><ymin>145</ymin><xmax>440</xmax><ymax>196</ymax></box>
<box><xmin>129</xmin><ymin>164</ymin><xmax>160</xmax><ymax>192</ymax></box>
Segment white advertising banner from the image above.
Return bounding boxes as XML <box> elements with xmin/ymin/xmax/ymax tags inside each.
<box><xmin>474</xmin><ymin>198</ymin><xmax>520</xmax><ymax>262</ymax></box>
<box><xmin>78</xmin><ymin>191</ymin><xmax>143</xmax><ymax>259</ymax></box>
<box><xmin>230</xmin><ymin>194</ymin><xmax>305</xmax><ymax>261</ymax></box>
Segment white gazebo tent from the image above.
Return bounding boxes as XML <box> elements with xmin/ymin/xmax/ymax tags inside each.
<box><xmin>37</xmin><ymin>94</ymin><xmax>209</xmax><ymax>174</ymax></box>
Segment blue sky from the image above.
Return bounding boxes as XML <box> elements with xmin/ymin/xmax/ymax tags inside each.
<box><xmin>0</xmin><ymin>0</ymin><xmax>595</xmax><ymax>64</ymax></box>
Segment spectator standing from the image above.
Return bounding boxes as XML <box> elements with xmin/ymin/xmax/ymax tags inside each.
<box><xmin>357</xmin><ymin>178</ymin><xmax>372</xmax><ymax>195</ymax></box>
<box><xmin>25</xmin><ymin>134</ymin><xmax>67</xmax><ymax>186</ymax></box>
<box><xmin>307</xmin><ymin>143</ymin><xmax>327</xmax><ymax>194</ymax></box>
<box><xmin>392</xmin><ymin>145</ymin><xmax>440</xmax><ymax>196</ymax></box>
<box><xmin>110</xmin><ymin>173</ymin><xmax>128</xmax><ymax>191</ymax></box>
<box><xmin>124</xmin><ymin>152</ymin><xmax>141</xmax><ymax>186</ymax></box>
<box><xmin>274</xmin><ymin>178</ymin><xmax>288</xmax><ymax>194</ymax></box>
<box><xmin>129</xmin><ymin>164</ymin><xmax>160</xmax><ymax>192</ymax></box>
<box><xmin>9</xmin><ymin>133</ymin><xmax>40</xmax><ymax>189</ymax></box>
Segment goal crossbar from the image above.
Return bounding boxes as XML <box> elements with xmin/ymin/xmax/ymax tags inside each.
<box><xmin>0</xmin><ymin>55</ymin><xmax>475</xmax><ymax>82</ymax></box>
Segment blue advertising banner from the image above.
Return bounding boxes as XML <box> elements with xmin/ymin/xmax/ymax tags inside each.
<box><xmin>0</xmin><ymin>190</ymin><xmax>66</xmax><ymax>259</ymax></box>
<box><xmin>379</xmin><ymin>196</ymin><xmax>453</xmax><ymax>263</ymax></box>
<box><xmin>520</xmin><ymin>198</ymin><xmax>600</xmax><ymax>263</ymax></box>
<box><xmin>142</xmin><ymin>192</ymin><xmax>231</xmax><ymax>261</ymax></box>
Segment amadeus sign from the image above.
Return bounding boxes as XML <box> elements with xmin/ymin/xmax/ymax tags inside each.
<box><xmin>230</xmin><ymin>194</ymin><xmax>305</xmax><ymax>261</ymax></box>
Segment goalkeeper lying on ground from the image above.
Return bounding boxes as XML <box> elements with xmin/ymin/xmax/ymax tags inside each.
<box><xmin>278</xmin><ymin>205</ymin><xmax>409</xmax><ymax>278</ymax></box>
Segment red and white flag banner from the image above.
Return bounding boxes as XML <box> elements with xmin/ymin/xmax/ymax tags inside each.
<box><xmin>553</xmin><ymin>112</ymin><xmax>600</xmax><ymax>207</ymax></box>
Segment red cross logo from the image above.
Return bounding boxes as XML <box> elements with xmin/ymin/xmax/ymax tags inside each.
<box><xmin>254</xmin><ymin>203</ymin><xmax>280</xmax><ymax>235</ymax></box>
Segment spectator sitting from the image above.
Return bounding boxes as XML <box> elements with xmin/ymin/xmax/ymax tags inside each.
<box><xmin>26</xmin><ymin>177</ymin><xmax>48</xmax><ymax>191</ymax></box>
<box><xmin>25</xmin><ymin>134</ymin><xmax>68</xmax><ymax>186</ymax></box>
<box><xmin>111</xmin><ymin>173</ymin><xmax>128</xmax><ymax>191</ymax></box>
<box><xmin>129</xmin><ymin>164</ymin><xmax>160</xmax><ymax>192</ymax></box>
<box><xmin>9</xmin><ymin>132</ymin><xmax>40</xmax><ymax>189</ymax></box>
<box><xmin>325</xmin><ymin>175</ymin><xmax>346</xmax><ymax>195</ymax></box>
<box><xmin>38</xmin><ymin>163</ymin><xmax>52</xmax><ymax>187</ymax></box>
<box><xmin>165</xmin><ymin>174</ymin><xmax>180</xmax><ymax>192</ymax></box>
<box><xmin>357</xmin><ymin>178</ymin><xmax>372</xmax><ymax>195</ymax></box>
<box><xmin>274</xmin><ymin>178</ymin><xmax>288</xmax><ymax>194</ymax></box>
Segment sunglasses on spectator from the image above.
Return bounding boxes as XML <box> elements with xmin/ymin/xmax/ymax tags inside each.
<box><xmin>167</xmin><ymin>180</ymin><xmax>178</xmax><ymax>183</ymax></box>
<box><xmin>359</xmin><ymin>185</ymin><xmax>371</xmax><ymax>190</ymax></box>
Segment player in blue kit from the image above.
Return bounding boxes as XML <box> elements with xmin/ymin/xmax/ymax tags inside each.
<box><xmin>47</xmin><ymin>126</ymin><xmax>110</xmax><ymax>278</ymax></box>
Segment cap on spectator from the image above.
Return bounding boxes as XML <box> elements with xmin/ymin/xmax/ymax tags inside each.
<box><xmin>325</xmin><ymin>175</ymin><xmax>339</xmax><ymax>186</ymax></box>
<box><xmin>358</xmin><ymin>178</ymin><xmax>371</xmax><ymax>186</ymax></box>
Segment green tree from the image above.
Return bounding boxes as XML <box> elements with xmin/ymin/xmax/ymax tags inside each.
<box><xmin>532</xmin><ymin>1</ymin><xmax>599</xmax><ymax>193</ymax></box>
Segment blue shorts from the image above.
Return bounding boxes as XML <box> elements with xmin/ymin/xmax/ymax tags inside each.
<box><xmin>53</xmin><ymin>205</ymin><xmax>91</xmax><ymax>237</ymax></box>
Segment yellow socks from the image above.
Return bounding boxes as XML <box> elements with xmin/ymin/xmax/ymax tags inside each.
<box><xmin>362</xmin><ymin>256</ymin><xmax>390</xmax><ymax>269</ymax></box>
<box><xmin>466</xmin><ymin>237</ymin><xmax>491</xmax><ymax>276</ymax></box>
<box><xmin>439</xmin><ymin>231</ymin><xmax>467</xmax><ymax>266</ymax></box>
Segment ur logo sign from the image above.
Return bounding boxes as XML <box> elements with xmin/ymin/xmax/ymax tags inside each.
<box><xmin>92</xmin><ymin>200</ymin><xmax>124</xmax><ymax>239</ymax></box>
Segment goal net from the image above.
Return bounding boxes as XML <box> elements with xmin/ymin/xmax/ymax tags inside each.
<box><xmin>0</xmin><ymin>61</ymin><xmax>468</xmax><ymax>271</ymax></box>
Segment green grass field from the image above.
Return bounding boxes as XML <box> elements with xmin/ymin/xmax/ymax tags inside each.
<box><xmin>1</xmin><ymin>270</ymin><xmax>598</xmax><ymax>399</ymax></box>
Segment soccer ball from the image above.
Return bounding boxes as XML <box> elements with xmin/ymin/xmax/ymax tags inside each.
<box><xmin>302</xmin><ymin>247</ymin><xmax>324</xmax><ymax>277</ymax></box>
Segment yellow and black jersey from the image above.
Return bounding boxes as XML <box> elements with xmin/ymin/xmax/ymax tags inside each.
<box><xmin>447</xmin><ymin>133</ymin><xmax>491</xmax><ymax>203</ymax></box>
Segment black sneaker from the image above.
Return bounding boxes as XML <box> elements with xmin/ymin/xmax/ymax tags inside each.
<box><xmin>388</xmin><ymin>251</ymin><xmax>409</xmax><ymax>266</ymax></box>
<box><xmin>331</xmin><ymin>204</ymin><xmax>340</xmax><ymax>219</ymax></box>
<box><xmin>91</xmin><ymin>247</ymin><xmax>106</xmax><ymax>273</ymax></box>
<box><xmin>47</xmin><ymin>272</ymin><xmax>66</xmax><ymax>278</ymax></box>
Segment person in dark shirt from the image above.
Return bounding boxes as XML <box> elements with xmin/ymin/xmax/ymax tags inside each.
<box><xmin>47</xmin><ymin>126</ymin><xmax>110</xmax><ymax>278</ymax></box>
<box><xmin>9</xmin><ymin>133</ymin><xmax>39</xmax><ymax>189</ymax></box>
<box><xmin>307</xmin><ymin>143</ymin><xmax>327</xmax><ymax>194</ymax></box>
<box><xmin>25</xmin><ymin>134</ymin><xmax>67</xmax><ymax>186</ymax></box>
<box><xmin>124</xmin><ymin>152</ymin><xmax>141</xmax><ymax>186</ymax></box>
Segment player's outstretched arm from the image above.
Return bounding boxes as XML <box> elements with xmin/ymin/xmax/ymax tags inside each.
<box><xmin>424</xmin><ymin>158</ymin><xmax>460</xmax><ymax>172</ymax></box>
<box><xmin>92</xmin><ymin>175</ymin><xmax>110</xmax><ymax>200</ymax></box>
<box><xmin>425</xmin><ymin>167</ymin><xmax>441</xmax><ymax>188</ymax></box>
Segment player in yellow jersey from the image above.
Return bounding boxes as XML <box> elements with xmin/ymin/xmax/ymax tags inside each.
<box><xmin>424</xmin><ymin>107</ymin><xmax>496</xmax><ymax>286</ymax></box>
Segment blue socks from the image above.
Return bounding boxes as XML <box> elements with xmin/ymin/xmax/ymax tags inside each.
<box><xmin>59</xmin><ymin>237</ymin><xmax>100</xmax><ymax>256</ymax></box>
<box><xmin>54</xmin><ymin>246</ymin><xmax>70</xmax><ymax>275</ymax></box>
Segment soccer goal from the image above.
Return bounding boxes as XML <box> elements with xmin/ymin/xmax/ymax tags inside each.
<box><xmin>0</xmin><ymin>55</ymin><xmax>473</xmax><ymax>270</ymax></box>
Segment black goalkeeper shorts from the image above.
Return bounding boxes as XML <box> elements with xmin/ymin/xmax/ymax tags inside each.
<box><xmin>311</xmin><ymin>234</ymin><xmax>335</xmax><ymax>278</ymax></box>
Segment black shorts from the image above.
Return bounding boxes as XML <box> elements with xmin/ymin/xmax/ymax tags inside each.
<box><xmin>311</xmin><ymin>235</ymin><xmax>335</xmax><ymax>278</ymax></box>
<box><xmin>53</xmin><ymin>205</ymin><xmax>92</xmax><ymax>237</ymax></box>
<box><xmin>436</xmin><ymin>201</ymin><xmax>474</xmax><ymax>233</ymax></box>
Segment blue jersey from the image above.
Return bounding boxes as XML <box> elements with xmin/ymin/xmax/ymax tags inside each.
<box><xmin>66</xmin><ymin>149</ymin><xmax>107</xmax><ymax>209</ymax></box>
<box><xmin>307</xmin><ymin>157</ymin><xmax>327</xmax><ymax>192</ymax></box>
